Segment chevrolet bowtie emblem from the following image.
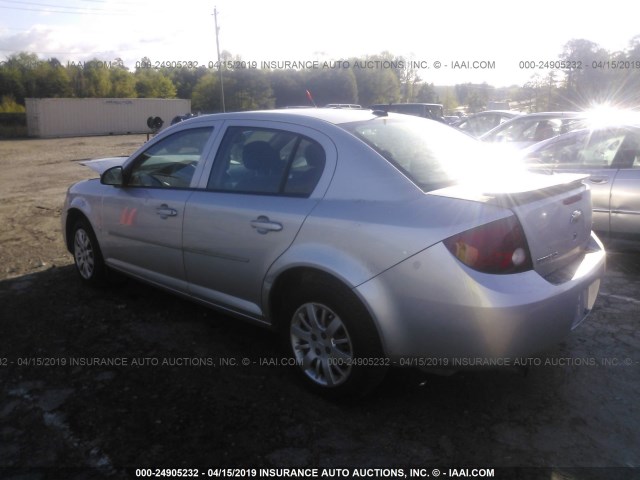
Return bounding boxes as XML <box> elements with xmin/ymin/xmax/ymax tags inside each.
<box><xmin>570</xmin><ymin>210</ymin><xmax>583</xmax><ymax>224</ymax></box>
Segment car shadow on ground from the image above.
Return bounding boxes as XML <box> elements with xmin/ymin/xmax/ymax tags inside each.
<box><xmin>1</xmin><ymin>260</ymin><xmax>638</xmax><ymax>473</ymax></box>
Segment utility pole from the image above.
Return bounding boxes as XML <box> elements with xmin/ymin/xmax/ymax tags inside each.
<box><xmin>214</xmin><ymin>6</ymin><xmax>225</xmax><ymax>112</ymax></box>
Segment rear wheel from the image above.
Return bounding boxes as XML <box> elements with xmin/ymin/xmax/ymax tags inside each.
<box><xmin>72</xmin><ymin>218</ymin><xmax>106</xmax><ymax>285</ymax></box>
<box><xmin>282</xmin><ymin>275</ymin><xmax>388</xmax><ymax>398</ymax></box>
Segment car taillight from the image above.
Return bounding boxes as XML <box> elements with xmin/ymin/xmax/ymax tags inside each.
<box><xmin>443</xmin><ymin>215</ymin><xmax>533</xmax><ymax>274</ymax></box>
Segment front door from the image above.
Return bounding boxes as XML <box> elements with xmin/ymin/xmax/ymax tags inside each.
<box><xmin>101</xmin><ymin>126</ymin><xmax>216</xmax><ymax>292</ymax></box>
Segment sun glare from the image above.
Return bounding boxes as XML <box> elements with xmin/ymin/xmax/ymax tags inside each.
<box><xmin>583</xmin><ymin>103</ymin><xmax>640</xmax><ymax>129</ymax></box>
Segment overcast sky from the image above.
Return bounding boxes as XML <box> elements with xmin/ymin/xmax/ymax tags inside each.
<box><xmin>1</xmin><ymin>0</ymin><xmax>638</xmax><ymax>87</ymax></box>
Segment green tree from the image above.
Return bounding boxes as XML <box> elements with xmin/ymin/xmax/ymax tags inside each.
<box><xmin>270</xmin><ymin>69</ymin><xmax>307</xmax><ymax>107</ymax></box>
<box><xmin>414</xmin><ymin>83</ymin><xmax>438</xmax><ymax>103</ymax></box>
<box><xmin>455</xmin><ymin>83</ymin><xmax>490</xmax><ymax>112</ymax></box>
<box><xmin>224</xmin><ymin>68</ymin><xmax>274</xmax><ymax>111</ymax></box>
<box><xmin>191</xmin><ymin>72</ymin><xmax>220</xmax><ymax>112</ymax></box>
<box><xmin>350</xmin><ymin>58</ymin><xmax>400</xmax><ymax>106</ymax></box>
<box><xmin>3</xmin><ymin>52</ymin><xmax>40</xmax><ymax>100</ymax></box>
<box><xmin>35</xmin><ymin>58</ymin><xmax>71</xmax><ymax>97</ymax></box>
<box><xmin>135</xmin><ymin>69</ymin><xmax>176</xmax><ymax>98</ymax></box>
<box><xmin>0</xmin><ymin>95</ymin><xmax>25</xmax><ymax>113</ymax></box>
<box><xmin>109</xmin><ymin>67</ymin><xmax>136</xmax><ymax>97</ymax></box>
<box><xmin>165</xmin><ymin>66</ymin><xmax>209</xmax><ymax>99</ymax></box>
<box><xmin>304</xmin><ymin>68</ymin><xmax>358</xmax><ymax>106</ymax></box>
<box><xmin>0</xmin><ymin>65</ymin><xmax>26</xmax><ymax>104</ymax></box>
<box><xmin>106</xmin><ymin>59</ymin><xmax>135</xmax><ymax>97</ymax></box>
<box><xmin>69</xmin><ymin>60</ymin><xmax>111</xmax><ymax>97</ymax></box>
<box><xmin>622</xmin><ymin>36</ymin><xmax>640</xmax><ymax>106</ymax></box>
<box><xmin>523</xmin><ymin>74</ymin><xmax>544</xmax><ymax>112</ymax></box>
<box><xmin>559</xmin><ymin>39</ymin><xmax>610</xmax><ymax>108</ymax></box>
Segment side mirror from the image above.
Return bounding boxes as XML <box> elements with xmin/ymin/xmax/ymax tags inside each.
<box><xmin>101</xmin><ymin>166</ymin><xmax>124</xmax><ymax>186</ymax></box>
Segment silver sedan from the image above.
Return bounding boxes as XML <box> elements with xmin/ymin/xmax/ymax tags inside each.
<box><xmin>453</xmin><ymin>110</ymin><xmax>522</xmax><ymax>137</ymax></box>
<box><xmin>62</xmin><ymin>109</ymin><xmax>605</xmax><ymax>397</ymax></box>
<box><xmin>480</xmin><ymin>111</ymin><xmax>585</xmax><ymax>149</ymax></box>
<box><xmin>521</xmin><ymin>122</ymin><xmax>640</xmax><ymax>244</ymax></box>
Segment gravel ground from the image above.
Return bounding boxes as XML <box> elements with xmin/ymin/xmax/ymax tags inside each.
<box><xmin>0</xmin><ymin>135</ymin><xmax>639</xmax><ymax>480</ymax></box>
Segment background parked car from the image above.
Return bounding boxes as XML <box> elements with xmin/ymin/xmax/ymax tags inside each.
<box><xmin>480</xmin><ymin>112</ymin><xmax>585</xmax><ymax>148</ymax></box>
<box><xmin>369</xmin><ymin>103</ymin><xmax>445</xmax><ymax>122</ymax></box>
<box><xmin>521</xmin><ymin>120</ymin><xmax>640</xmax><ymax>243</ymax></box>
<box><xmin>453</xmin><ymin>110</ymin><xmax>522</xmax><ymax>137</ymax></box>
<box><xmin>324</xmin><ymin>103</ymin><xmax>362</xmax><ymax>109</ymax></box>
<box><xmin>444</xmin><ymin>115</ymin><xmax>463</xmax><ymax>125</ymax></box>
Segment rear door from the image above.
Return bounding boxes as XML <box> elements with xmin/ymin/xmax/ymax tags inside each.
<box><xmin>182</xmin><ymin>121</ymin><xmax>336</xmax><ymax>319</ymax></box>
<box><xmin>526</xmin><ymin>129</ymin><xmax>619</xmax><ymax>236</ymax></box>
<box><xmin>553</xmin><ymin>129</ymin><xmax>624</xmax><ymax>237</ymax></box>
<box><xmin>609</xmin><ymin>129</ymin><xmax>640</xmax><ymax>239</ymax></box>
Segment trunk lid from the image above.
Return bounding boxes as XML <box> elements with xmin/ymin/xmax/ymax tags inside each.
<box><xmin>79</xmin><ymin>157</ymin><xmax>128</xmax><ymax>175</ymax></box>
<box><xmin>430</xmin><ymin>172</ymin><xmax>593</xmax><ymax>277</ymax></box>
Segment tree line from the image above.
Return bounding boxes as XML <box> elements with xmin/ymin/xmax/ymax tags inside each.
<box><xmin>519</xmin><ymin>37</ymin><xmax>640</xmax><ymax>112</ymax></box>
<box><xmin>0</xmin><ymin>51</ymin><xmax>438</xmax><ymax>113</ymax></box>
<box><xmin>1</xmin><ymin>37</ymin><xmax>640</xmax><ymax>115</ymax></box>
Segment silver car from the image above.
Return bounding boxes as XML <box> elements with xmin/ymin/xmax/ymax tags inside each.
<box><xmin>62</xmin><ymin>109</ymin><xmax>605</xmax><ymax>397</ymax></box>
<box><xmin>521</xmin><ymin>122</ymin><xmax>640</xmax><ymax>243</ymax></box>
<box><xmin>453</xmin><ymin>110</ymin><xmax>522</xmax><ymax>137</ymax></box>
<box><xmin>480</xmin><ymin>112</ymin><xmax>586</xmax><ymax>149</ymax></box>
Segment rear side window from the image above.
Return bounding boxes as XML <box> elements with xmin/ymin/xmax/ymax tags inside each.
<box><xmin>207</xmin><ymin>127</ymin><xmax>326</xmax><ymax>196</ymax></box>
<box><xmin>532</xmin><ymin>128</ymin><xmax>640</xmax><ymax>169</ymax></box>
<box><xmin>458</xmin><ymin>114</ymin><xmax>499</xmax><ymax>136</ymax></box>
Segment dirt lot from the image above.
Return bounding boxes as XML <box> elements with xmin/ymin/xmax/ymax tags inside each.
<box><xmin>0</xmin><ymin>135</ymin><xmax>639</xmax><ymax>480</ymax></box>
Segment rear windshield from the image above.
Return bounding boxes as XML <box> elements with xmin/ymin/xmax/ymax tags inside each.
<box><xmin>340</xmin><ymin>116</ymin><xmax>485</xmax><ymax>191</ymax></box>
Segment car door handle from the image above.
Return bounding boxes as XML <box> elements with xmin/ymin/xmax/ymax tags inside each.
<box><xmin>156</xmin><ymin>204</ymin><xmax>178</xmax><ymax>219</ymax></box>
<box><xmin>588</xmin><ymin>176</ymin><xmax>609</xmax><ymax>184</ymax></box>
<box><xmin>250</xmin><ymin>216</ymin><xmax>283</xmax><ymax>234</ymax></box>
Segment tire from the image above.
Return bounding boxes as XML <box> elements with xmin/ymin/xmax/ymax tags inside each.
<box><xmin>71</xmin><ymin>218</ymin><xmax>107</xmax><ymax>285</ymax></box>
<box><xmin>282</xmin><ymin>275</ymin><xmax>388</xmax><ymax>399</ymax></box>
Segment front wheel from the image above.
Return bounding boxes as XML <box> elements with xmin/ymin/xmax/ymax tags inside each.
<box><xmin>72</xmin><ymin>218</ymin><xmax>106</xmax><ymax>285</ymax></box>
<box><xmin>282</xmin><ymin>276</ymin><xmax>388</xmax><ymax>398</ymax></box>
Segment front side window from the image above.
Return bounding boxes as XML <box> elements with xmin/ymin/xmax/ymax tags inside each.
<box><xmin>493</xmin><ymin>118</ymin><xmax>564</xmax><ymax>143</ymax></box>
<box><xmin>459</xmin><ymin>114</ymin><xmax>499</xmax><ymax>136</ymax></box>
<box><xmin>127</xmin><ymin>127</ymin><xmax>213</xmax><ymax>188</ymax></box>
<box><xmin>207</xmin><ymin>127</ymin><xmax>326</xmax><ymax>196</ymax></box>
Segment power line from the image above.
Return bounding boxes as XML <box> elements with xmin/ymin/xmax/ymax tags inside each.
<box><xmin>0</xmin><ymin>0</ymin><xmax>136</xmax><ymax>15</ymax></box>
<box><xmin>0</xmin><ymin>47</ymin><xmax>117</xmax><ymax>54</ymax></box>
<box><xmin>79</xmin><ymin>0</ymin><xmax>148</xmax><ymax>5</ymax></box>
<box><xmin>0</xmin><ymin>5</ymin><xmax>127</xmax><ymax>15</ymax></box>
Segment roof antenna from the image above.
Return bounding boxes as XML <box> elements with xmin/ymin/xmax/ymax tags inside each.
<box><xmin>306</xmin><ymin>89</ymin><xmax>317</xmax><ymax>108</ymax></box>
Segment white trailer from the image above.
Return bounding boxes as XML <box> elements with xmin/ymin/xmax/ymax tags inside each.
<box><xmin>26</xmin><ymin>98</ymin><xmax>191</xmax><ymax>138</ymax></box>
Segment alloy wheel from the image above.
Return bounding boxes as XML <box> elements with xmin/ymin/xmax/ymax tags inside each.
<box><xmin>290</xmin><ymin>302</ymin><xmax>354</xmax><ymax>387</ymax></box>
<box><xmin>74</xmin><ymin>228</ymin><xmax>95</xmax><ymax>280</ymax></box>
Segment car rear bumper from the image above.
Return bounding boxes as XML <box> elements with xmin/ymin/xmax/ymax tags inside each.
<box><xmin>355</xmin><ymin>232</ymin><xmax>605</xmax><ymax>363</ymax></box>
